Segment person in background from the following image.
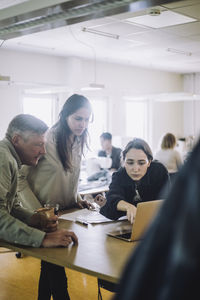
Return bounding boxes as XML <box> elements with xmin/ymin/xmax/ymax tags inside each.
<box><xmin>0</xmin><ymin>114</ymin><xmax>78</xmax><ymax>299</ymax></box>
<box><xmin>96</xmin><ymin>138</ymin><xmax>170</xmax><ymax>223</ymax></box>
<box><xmin>26</xmin><ymin>94</ymin><xmax>93</xmax><ymax>300</ymax></box>
<box><xmin>154</xmin><ymin>132</ymin><xmax>183</xmax><ymax>181</ymax></box>
<box><xmin>98</xmin><ymin>132</ymin><xmax>122</xmax><ymax>172</ymax></box>
<box><xmin>114</xmin><ymin>137</ymin><xmax>200</xmax><ymax>300</ymax></box>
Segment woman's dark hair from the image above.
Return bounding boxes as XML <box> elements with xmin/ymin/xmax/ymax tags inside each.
<box><xmin>53</xmin><ymin>94</ymin><xmax>92</xmax><ymax>170</ymax></box>
<box><xmin>122</xmin><ymin>138</ymin><xmax>153</xmax><ymax>161</ymax></box>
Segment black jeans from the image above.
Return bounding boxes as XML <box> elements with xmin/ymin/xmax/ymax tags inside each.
<box><xmin>38</xmin><ymin>260</ymin><xmax>70</xmax><ymax>300</ymax></box>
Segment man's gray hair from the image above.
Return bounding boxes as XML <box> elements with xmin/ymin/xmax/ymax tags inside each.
<box><xmin>6</xmin><ymin>114</ymin><xmax>48</xmax><ymax>140</ymax></box>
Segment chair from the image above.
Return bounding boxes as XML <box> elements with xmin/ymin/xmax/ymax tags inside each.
<box><xmin>97</xmin><ymin>278</ymin><xmax>117</xmax><ymax>300</ymax></box>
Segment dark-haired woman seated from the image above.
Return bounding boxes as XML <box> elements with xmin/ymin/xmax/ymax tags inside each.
<box><xmin>96</xmin><ymin>138</ymin><xmax>170</xmax><ymax>223</ymax></box>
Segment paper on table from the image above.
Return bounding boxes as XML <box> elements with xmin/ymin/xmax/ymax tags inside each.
<box><xmin>59</xmin><ymin>208</ymin><xmax>127</xmax><ymax>224</ymax></box>
<box><xmin>76</xmin><ymin>211</ymin><xmax>113</xmax><ymax>224</ymax></box>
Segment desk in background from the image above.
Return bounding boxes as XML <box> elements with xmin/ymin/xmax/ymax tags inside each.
<box><xmin>78</xmin><ymin>165</ymin><xmax>111</xmax><ymax>197</ymax></box>
<box><xmin>0</xmin><ymin>211</ymin><xmax>136</xmax><ymax>283</ymax></box>
<box><xmin>78</xmin><ymin>180</ymin><xmax>109</xmax><ymax>196</ymax></box>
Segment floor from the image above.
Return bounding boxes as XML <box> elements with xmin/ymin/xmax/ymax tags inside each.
<box><xmin>0</xmin><ymin>248</ymin><xmax>114</xmax><ymax>300</ymax></box>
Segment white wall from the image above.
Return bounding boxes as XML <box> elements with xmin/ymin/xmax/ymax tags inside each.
<box><xmin>81</xmin><ymin>59</ymin><xmax>183</xmax><ymax>150</ymax></box>
<box><xmin>183</xmin><ymin>73</ymin><xmax>200</xmax><ymax>142</ymax></box>
<box><xmin>0</xmin><ymin>49</ymin><xmax>72</xmax><ymax>138</ymax></box>
<box><xmin>0</xmin><ymin>49</ymin><xmax>184</xmax><ymax>149</ymax></box>
<box><xmin>0</xmin><ymin>49</ymin><xmax>65</xmax><ymax>84</ymax></box>
<box><xmin>183</xmin><ymin>100</ymin><xmax>200</xmax><ymax>141</ymax></box>
<box><xmin>152</xmin><ymin>101</ymin><xmax>183</xmax><ymax>152</ymax></box>
<box><xmin>0</xmin><ymin>86</ymin><xmax>22</xmax><ymax>137</ymax></box>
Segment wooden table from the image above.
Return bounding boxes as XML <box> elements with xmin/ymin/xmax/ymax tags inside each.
<box><xmin>0</xmin><ymin>213</ymin><xmax>137</xmax><ymax>283</ymax></box>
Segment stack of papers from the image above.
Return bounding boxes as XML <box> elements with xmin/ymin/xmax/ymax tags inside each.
<box><xmin>59</xmin><ymin>208</ymin><xmax>127</xmax><ymax>224</ymax></box>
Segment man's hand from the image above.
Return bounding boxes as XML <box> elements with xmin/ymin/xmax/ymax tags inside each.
<box><xmin>43</xmin><ymin>215</ymin><xmax>58</xmax><ymax>232</ymax></box>
<box><xmin>30</xmin><ymin>209</ymin><xmax>58</xmax><ymax>232</ymax></box>
<box><xmin>42</xmin><ymin>229</ymin><xmax>78</xmax><ymax>248</ymax></box>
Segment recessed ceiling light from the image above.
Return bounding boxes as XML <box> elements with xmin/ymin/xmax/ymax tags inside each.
<box><xmin>126</xmin><ymin>10</ymin><xmax>197</xmax><ymax>29</ymax></box>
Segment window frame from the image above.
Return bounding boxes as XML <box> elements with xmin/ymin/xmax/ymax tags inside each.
<box><xmin>125</xmin><ymin>99</ymin><xmax>149</xmax><ymax>141</ymax></box>
<box><xmin>22</xmin><ymin>93</ymin><xmax>59</xmax><ymax>127</ymax></box>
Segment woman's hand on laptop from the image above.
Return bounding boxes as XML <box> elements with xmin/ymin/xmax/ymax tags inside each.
<box><xmin>117</xmin><ymin>201</ymin><xmax>137</xmax><ymax>224</ymax></box>
<box><xmin>126</xmin><ymin>204</ymin><xmax>137</xmax><ymax>224</ymax></box>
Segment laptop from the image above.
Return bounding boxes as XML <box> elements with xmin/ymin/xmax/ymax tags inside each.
<box><xmin>107</xmin><ymin>200</ymin><xmax>163</xmax><ymax>242</ymax></box>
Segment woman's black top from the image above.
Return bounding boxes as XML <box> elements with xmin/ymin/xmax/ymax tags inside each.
<box><xmin>100</xmin><ymin>160</ymin><xmax>170</xmax><ymax>220</ymax></box>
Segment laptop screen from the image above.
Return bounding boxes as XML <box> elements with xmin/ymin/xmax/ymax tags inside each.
<box><xmin>107</xmin><ymin>200</ymin><xmax>163</xmax><ymax>242</ymax></box>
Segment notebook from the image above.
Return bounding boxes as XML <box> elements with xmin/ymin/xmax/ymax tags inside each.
<box><xmin>107</xmin><ymin>199</ymin><xmax>163</xmax><ymax>242</ymax></box>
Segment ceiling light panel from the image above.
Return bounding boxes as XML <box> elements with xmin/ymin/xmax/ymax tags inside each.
<box><xmin>126</xmin><ymin>10</ymin><xmax>197</xmax><ymax>28</ymax></box>
<box><xmin>88</xmin><ymin>21</ymin><xmax>149</xmax><ymax>36</ymax></box>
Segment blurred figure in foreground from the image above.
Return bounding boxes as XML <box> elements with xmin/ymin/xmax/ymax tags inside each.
<box><xmin>114</xmin><ymin>137</ymin><xmax>200</xmax><ymax>300</ymax></box>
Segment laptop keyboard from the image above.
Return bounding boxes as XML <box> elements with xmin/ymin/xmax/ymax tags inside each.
<box><xmin>116</xmin><ymin>232</ymin><xmax>131</xmax><ymax>239</ymax></box>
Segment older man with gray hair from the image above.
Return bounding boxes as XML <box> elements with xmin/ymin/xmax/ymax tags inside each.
<box><xmin>0</xmin><ymin>114</ymin><xmax>78</xmax><ymax>300</ymax></box>
<box><xmin>0</xmin><ymin>113</ymin><xmax>78</xmax><ymax>247</ymax></box>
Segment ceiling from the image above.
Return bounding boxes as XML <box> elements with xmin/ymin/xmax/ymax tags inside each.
<box><xmin>0</xmin><ymin>0</ymin><xmax>200</xmax><ymax>74</ymax></box>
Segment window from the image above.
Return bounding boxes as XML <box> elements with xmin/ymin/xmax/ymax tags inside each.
<box><xmin>125</xmin><ymin>101</ymin><xmax>148</xmax><ymax>140</ymax></box>
<box><xmin>88</xmin><ymin>98</ymin><xmax>107</xmax><ymax>153</ymax></box>
<box><xmin>23</xmin><ymin>95</ymin><xmax>57</xmax><ymax>127</ymax></box>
